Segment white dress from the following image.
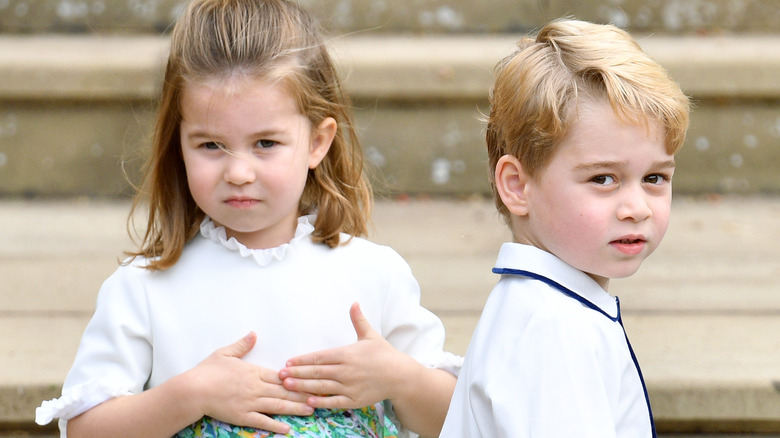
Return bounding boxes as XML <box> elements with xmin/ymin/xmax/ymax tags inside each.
<box><xmin>37</xmin><ymin>215</ymin><xmax>461</xmax><ymax>437</ymax></box>
<box><xmin>440</xmin><ymin>243</ymin><xmax>654</xmax><ymax>438</ymax></box>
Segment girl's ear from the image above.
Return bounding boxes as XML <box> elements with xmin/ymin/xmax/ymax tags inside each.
<box><xmin>495</xmin><ymin>154</ymin><xmax>531</xmax><ymax>217</ymax></box>
<box><xmin>308</xmin><ymin>117</ymin><xmax>337</xmax><ymax>169</ymax></box>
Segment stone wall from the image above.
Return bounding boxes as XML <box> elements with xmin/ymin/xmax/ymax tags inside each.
<box><xmin>2</xmin><ymin>0</ymin><xmax>780</xmax><ymax>34</ymax></box>
<box><xmin>0</xmin><ymin>0</ymin><xmax>778</xmax><ymax>197</ymax></box>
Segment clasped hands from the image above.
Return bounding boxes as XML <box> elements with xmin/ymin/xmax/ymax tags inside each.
<box><xmin>197</xmin><ymin>302</ymin><xmax>410</xmax><ymax>434</ymax></box>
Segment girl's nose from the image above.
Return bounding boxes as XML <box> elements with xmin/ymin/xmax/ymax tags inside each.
<box><xmin>223</xmin><ymin>153</ymin><xmax>256</xmax><ymax>185</ymax></box>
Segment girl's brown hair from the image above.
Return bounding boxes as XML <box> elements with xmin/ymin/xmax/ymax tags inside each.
<box><xmin>486</xmin><ymin>19</ymin><xmax>690</xmax><ymax>222</ymax></box>
<box><xmin>127</xmin><ymin>0</ymin><xmax>371</xmax><ymax>270</ymax></box>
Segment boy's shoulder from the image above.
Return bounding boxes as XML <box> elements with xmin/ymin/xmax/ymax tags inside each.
<box><xmin>487</xmin><ymin>272</ymin><xmax>602</xmax><ymax>327</ymax></box>
<box><xmin>473</xmin><ymin>271</ymin><xmax>627</xmax><ymax>371</ymax></box>
<box><xmin>487</xmin><ymin>242</ymin><xmax>620</xmax><ymax>330</ymax></box>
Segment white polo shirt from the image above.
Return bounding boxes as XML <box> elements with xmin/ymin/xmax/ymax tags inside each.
<box><xmin>441</xmin><ymin>243</ymin><xmax>654</xmax><ymax>438</ymax></box>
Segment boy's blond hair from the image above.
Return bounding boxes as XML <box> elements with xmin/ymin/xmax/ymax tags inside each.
<box><xmin>486</xmin><ymin>19</ymin><xmax>690</xmax><ymax>221</ymax></box>
<box><xmin>127</xmin><ymin>0</ymin><xmax>371</xmax><ymax>270</ymax></box>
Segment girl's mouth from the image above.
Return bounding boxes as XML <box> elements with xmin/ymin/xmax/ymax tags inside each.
<box><xmin>225</xmin><ymin>198</ymin><xmax>259</xmax><ymax>208</ymax></box>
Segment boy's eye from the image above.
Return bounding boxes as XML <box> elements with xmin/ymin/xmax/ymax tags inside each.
<box><xmin>590</xmin><ymin>175</ymin><xmax>615</xmax><ymax>185</ymax></box>
<box><xmin>256</xmin><ymin>139</ymin><xmax>276</xmax><ymax>149</ymax></box>
<box><xmin>644</xmin><ymin>174</ymin><xmax>669</xmax><ymax>185</ymax></box>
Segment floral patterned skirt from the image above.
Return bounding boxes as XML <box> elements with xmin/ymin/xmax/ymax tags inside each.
<box><xmin>175</xmin><ymin>404</ymin><xmax>399</xmax><ymax>438</ymax></box>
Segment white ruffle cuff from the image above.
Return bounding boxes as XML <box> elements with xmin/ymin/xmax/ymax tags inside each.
<box><xmin>432</xmin><ymin>351</ymin><xmax>464</xmax><ymax>377</ymax></box>
<box><xmin>35</xmin><ymin>380</ymin><xmax>132</xmax><ymax>425</ymax></box>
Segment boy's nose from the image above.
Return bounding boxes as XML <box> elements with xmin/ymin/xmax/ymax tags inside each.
<box><xmin>616</xmin><ymin>188</ymin><xmax>652</xmax><ymax>222</ymax></box>
<box><xmin>223</xmin><ymin>153</ymin><xmax>256</xmax><ymax>185</ymax></box>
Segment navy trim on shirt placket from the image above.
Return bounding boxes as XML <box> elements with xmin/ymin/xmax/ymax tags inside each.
<box><xmin>493</xmin><ymin>267</ymin><xmax>657</xmax><ymax>438</ymax></box>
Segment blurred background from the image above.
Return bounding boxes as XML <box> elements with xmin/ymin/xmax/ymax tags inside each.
<box><xmin>1</xmin><ymin>0</ymin><xmax>779</xmax><ymax>196</ymax></box>
<box><xmin>1</xmin><ymin>0</ymin><xmax>779</xmax><ymax>437</ymax></box>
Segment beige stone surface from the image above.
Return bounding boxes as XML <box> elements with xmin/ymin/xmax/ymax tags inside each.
<box><xmin>1</xmin><ymin>35</ymin><xmax>780</xmax><ymax>197</ymax></box>
<box><xmin>2</xmin><ymin>196</ymin><xmax>780</xmax><ymax>433</ymax></box>
<box><xmin>2</xmin><ymin>0</ymin><xmax>779</xmax><ymax>34</ymax></box>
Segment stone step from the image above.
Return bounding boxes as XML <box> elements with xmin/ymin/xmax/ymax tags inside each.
<box><xmin>2</xmin><ymin>196</ymin><xmax>780</xmax><ymax>435</ymax></box>
<box><xmin>0</xmin><ymin>34</ymin><xmax>779</xmax><ymax>197</ymax></box>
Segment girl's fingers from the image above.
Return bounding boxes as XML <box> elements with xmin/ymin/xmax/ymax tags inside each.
<box><xmin>218</xmin><ymin>332</ymin><xmax>257</xmax><ymax>359</ymax></box>
<box><xmin>349</xmin><ymin>302</ymin><xmax>376</xmax><ymax>341</ymax></box>
<box><xmin>305</xmin><ymin>394</ymin><xmax>353</xmax><ymax>410</ymax></box>
<box><xmin>258</xmin><ymin>369</ymin><xmax>283</xmax><ymax>385</ymax></box>
<box><xmin>280</xmin><ymin>364</ymin><xmax>337</xmax><ymax>380</ymax></box>
<box><xmin>252</xmin><ymin>374</ymin><xmax>312</xmax><ymax>404</ymax></box>
<box><xmin>243</xmin><ymin>412</ymin><xmax>293</xmax><ymax>435</ymax></box>
<box><xmin>260</xmin><ymin>384</ymin><xmax>310</xmax><ymax>403</ymax></box>
<box><xmin>255</xmin><ymin>397</ymin><xmax>315</xmax><ymax>417</ymax></box>
<box><xmin>282</xmin><ymin>376</ymin><xmax>341</xmax><ymax>397</ymax></box>
<box><xmin>285</xmin><ymin>349</ymin><xmax>342</xmax><ymax>368</ymax></box>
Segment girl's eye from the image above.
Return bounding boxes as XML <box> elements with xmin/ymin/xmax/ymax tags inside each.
<box><xmin>590</xmin><ymin>175</ymin><xmax>615</xmax><ymax>185</ymax></box>
<box><xmin>644</xmin><ymin>174</ymin><xmax>669</xmax><ymax>185</ymax></box>
<box><xmin>256</xmin><ymin>139</ymin><xmax>276</xmax><ymax>149</ymax></box>
<box><xmin>202</xmin><ymin>141</ymin><xmax>222</xmax><ymax>150</ymax></box>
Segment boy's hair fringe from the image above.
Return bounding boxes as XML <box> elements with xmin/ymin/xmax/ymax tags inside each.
<box><xmin>126</xmin><ymin>0</ymin><xmax>371</xmax><ymax>270</ymax></box>
<box><xmin>486</xmin><ymin>19</ymin><xmax>690</xmax><ymax>221</ymax></box>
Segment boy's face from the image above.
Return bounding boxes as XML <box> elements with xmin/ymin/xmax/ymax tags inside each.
<box><xmin>516</xmin><ymin>98</ymin><xmax>675</xmax><ymax>289</ymax></box>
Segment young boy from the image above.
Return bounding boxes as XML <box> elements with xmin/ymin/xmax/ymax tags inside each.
<box><xmin>440</xmin><ymin>19</ymin><xmax>690</xmax><ymax>437</ymax></box>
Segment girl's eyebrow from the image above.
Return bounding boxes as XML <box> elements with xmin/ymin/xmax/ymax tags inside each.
<box><xmin>182</xmin><ymin>127</ymin><xmax>285</xmax><ymax>141</ymax></box>
<box><xmin>182</xmin><ymin>129</ymin><xmax>212</xmax><ymax>140</ymax></box>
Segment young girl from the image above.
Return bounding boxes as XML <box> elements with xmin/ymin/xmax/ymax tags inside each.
<box><xmin>35</xmin><ymin>0</ymin><xmax>459</xmax><ymax>436</ymax></box>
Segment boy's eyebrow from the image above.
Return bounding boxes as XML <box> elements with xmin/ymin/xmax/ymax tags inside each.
<box><xmin>574</xmin><ymin>159</ymin><xmax>676</xmax><ymax>171</ymax></box>
<box><xmin>574</xmin><ymin>161</ymin><xmax>624</xmax><ymax>171</ymax></box>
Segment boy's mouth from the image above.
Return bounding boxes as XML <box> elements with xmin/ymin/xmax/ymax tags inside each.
<box><xmin>610</xmin><ymin>235</ymin><xmax>647</xmax><ymax>255</ymax></box>
<box><xmin>613</xmin><ymin>238</ymin><xmax>644</xmax><ymax>244</ymax></box>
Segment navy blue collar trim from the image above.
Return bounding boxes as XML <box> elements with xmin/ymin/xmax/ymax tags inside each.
<box><xmin>492</xmin><ymin>267</ymin><xmax>618</xmax><ymax>322</ymax></box>
<box><xmin>492</xmin><ymin>266</ymin><xmax>657</xmax><ymax>437</ymax></box>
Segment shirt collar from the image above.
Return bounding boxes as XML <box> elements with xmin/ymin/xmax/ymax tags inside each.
<box><xmin>493</xmin><ymin>242</ymin><xmax>619</xmax><ymax>320</ymax></box>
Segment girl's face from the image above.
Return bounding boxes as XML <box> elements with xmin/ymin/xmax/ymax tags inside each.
<box><xmin>512</xmin><ymin>98</ymin><xmax>674</xmax><ymax>289</ymax></box>
<box><xmin>179</xmin><ymin>76</ymin><xmax>335</xmax><ymax>249</ymax></box>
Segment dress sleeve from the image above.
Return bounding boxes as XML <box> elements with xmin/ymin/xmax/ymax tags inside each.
<box><xmin>375</xmin><ymin>246</ymin><xmax>463</xmax><ymax>376</ymax></box>
<box><xmin>35</xmin><ymin>265</ymin><xmax>153</xmax><ymax>435</ymax></box>
<box><xmin>370</xmin><ymin>246</ymin><xmax>462</xmax><ymax>438</ymax></box>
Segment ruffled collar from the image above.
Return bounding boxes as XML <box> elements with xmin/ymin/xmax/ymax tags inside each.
<box><xmin>199</xmin><ymin>215</ymin><xmax>316</xmax><ymax>266</ymax></box>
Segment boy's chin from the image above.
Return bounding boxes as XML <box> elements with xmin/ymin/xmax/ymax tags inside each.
<box><xmin>584</xmin><ymin>264</ymin><xmax>644</xmax><ymax>287</ymax></box>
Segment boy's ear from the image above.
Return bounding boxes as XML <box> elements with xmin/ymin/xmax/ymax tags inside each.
<box><xmin>495</xmin><ymin>154</ymin><xmax>530</xmax><ymax>217</ymax></box>
<box><xmin>308</xmin><ymin>117</ymin><xmax>337</xmax><ymax>169</ymax></box>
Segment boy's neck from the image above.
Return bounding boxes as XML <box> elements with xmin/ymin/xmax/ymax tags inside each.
<box><xmin>509</xmin><ymin>218</ymin><xmax>611</xmax><ymax>291</ymax></box>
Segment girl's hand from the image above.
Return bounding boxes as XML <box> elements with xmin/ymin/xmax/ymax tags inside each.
<box><xmin>279</xmin><ymin>303</ymin><xmax>457</xmax><ymax>437</ymax></box>
<box><xmin>185</xmin><ymin>332</ymin><xmax>314</xmax><ymax>434</ymax></box>
<box><xmin>279</xmin><ymin>303</ymin><xmax>419</xmax><ymax>410</ymax></box>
